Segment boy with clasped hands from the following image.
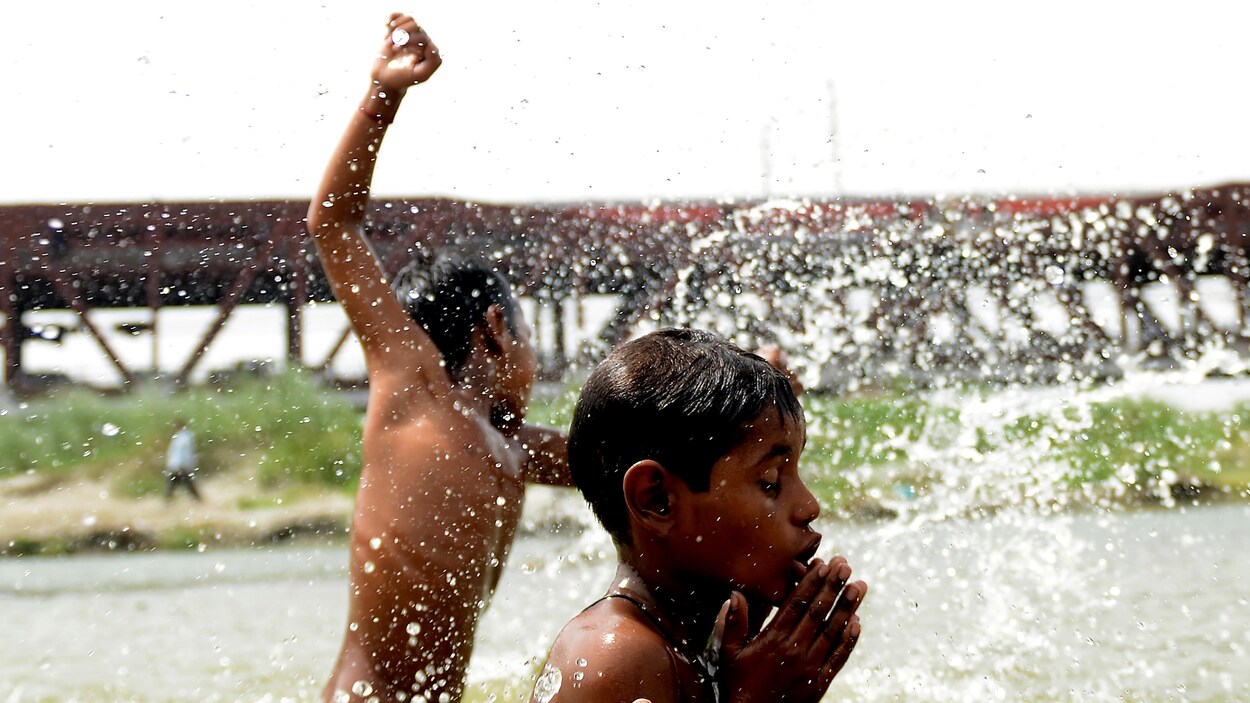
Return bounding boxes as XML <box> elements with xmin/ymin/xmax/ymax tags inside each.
<box><xmin>532</xmin><ymin>329</ymin><xmax>866</xmax><ymax>703</ymax></box>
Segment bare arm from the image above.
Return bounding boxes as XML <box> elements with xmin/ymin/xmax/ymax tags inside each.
<box><xmin>307</xmin><ymin>15</ymin><xmax>447</xmax><ymax>390</ymax></box>
<box><xmin>517</xmin><ymin>424</ymin><xmax>574</xmax><ymax>487</ymax></box>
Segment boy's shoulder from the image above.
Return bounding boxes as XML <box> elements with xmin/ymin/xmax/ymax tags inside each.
<box><xmin>540</xmin><ymin>599</ymin><xmax>686</xmax><ymax>703</ymax></box>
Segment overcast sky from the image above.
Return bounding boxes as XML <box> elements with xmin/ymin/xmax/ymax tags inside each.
<box><xmin>4</xmin><ymin>1</ymin><xmax>1248</xmax><ymax>205</ymax></box>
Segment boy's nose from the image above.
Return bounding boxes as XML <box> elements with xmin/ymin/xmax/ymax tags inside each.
<box><xmin>793</xmin><ymin>481</ymin><xmax>820</xmax><ymax>524</ymax></box>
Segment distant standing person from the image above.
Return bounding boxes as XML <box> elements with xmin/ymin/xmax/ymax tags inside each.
<box><xmin>165</xmin><ymin>420</ymin><xmax>200</xmax><ymax>502</ymax></box>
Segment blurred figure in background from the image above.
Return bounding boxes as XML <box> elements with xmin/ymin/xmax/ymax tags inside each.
<box><xmin>164</xmin><ymin>419</ymin><xmax>201</xmax><ymax>502</ymax></box>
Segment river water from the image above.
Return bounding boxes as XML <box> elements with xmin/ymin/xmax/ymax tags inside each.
<box><xmin>2</xmin><ymin>498</ymin><xmax>1247</xmax><ymax>702</ymax></box>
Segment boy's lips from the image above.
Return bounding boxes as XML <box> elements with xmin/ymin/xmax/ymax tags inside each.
<box><xmin>791</xmin><ymin>535</ymin><xmax>823</xmax><ymax>577</ymax></box>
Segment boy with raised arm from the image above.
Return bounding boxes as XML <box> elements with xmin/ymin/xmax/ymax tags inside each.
<box><xmin>307</xmin><ymin>15</ymin><xmax>573</xmax><ymax>703</ymax></box>
<box><xmin>534</xmin><ymin>329</ymin><xmax>866</xmax><ymax>703</ymax></box>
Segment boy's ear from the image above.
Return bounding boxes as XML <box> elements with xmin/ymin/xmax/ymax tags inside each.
<box><xmin>481</xmin><ymin>303</ymin><xmax>509</xmax><ymax>354</ymax></box>
<box><xmin>622</xmin><ymin>460</ymin><xmax>678</xmax><ymax>536</ymax></box>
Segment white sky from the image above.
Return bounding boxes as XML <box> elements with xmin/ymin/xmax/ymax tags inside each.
<box><xmin>3</xmin><ymin>1</ymin><xmax>1249</xmax><ymax>205</ymax></box>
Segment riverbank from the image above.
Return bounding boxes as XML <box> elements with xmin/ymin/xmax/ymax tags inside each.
<box><xmin>8</xmin><ymin>371</ymin><xmax>1250</xmax><ymax>556</ymax></box>
<box><xmin>0</xmin><ymin>462</ymin><xmax>591</xmax><ymax>557</ymax></box>
<box><xmin>0</xmin><ymin>466</ymin><xmax>354</xmax><ymax>555</ymax></box>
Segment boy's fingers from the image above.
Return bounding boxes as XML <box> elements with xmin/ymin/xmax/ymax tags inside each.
<box><xmin>820</xmin><ymin>580</ymin><xmax>866</xmax><ymax>647</ymax></box>
<box><xmin>385</xmin><ymin>13</ymin><xmax>409</xmax><ymax>36</ymax></box>
<box><xmin>716</xmin><ymin>592</ymin><xmax>751</xmax><ymax>659</ymax></box>
<box><xmin>770</xmin><ymin>559</ymin><xmax>827</xmax><ymax>632</ymax></box>
<box><xmin>791</xmin><ymin>562</ymin><xmax>848</xmax><ymax>647</ymax></box>
<box><xmin>819</xmin><ymin>614</ymin><xmax>861</xmax><ymax>684</ymax></box>
<box><xmin>383</xmin><ymin>15</ymin><xmax>421</xmax><ymax>44</ymax></box>
<box><xmin>816</xmin><ymin>582</ymin><xmax>865</xmax><ymax>661</ymax></box>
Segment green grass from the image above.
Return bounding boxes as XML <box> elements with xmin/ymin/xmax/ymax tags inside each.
<box><xmin>1055</xmin><ymin>399</ymin><xmax>1250</xmax><ymax>489</ymax></box>
<box><xmin>6</xmin><ymin>373</ymin><xmax>1250</xmax><ymax>513</ymax></box>
<box><xmin>2</xmin><ymin>370</ymin><xmax>363</xmax><ymax>491</ymax></box>
<box><xmin>798</xmin><ymin>388</ymin><xmax>1250</xmax><ymax>511</ymax></box>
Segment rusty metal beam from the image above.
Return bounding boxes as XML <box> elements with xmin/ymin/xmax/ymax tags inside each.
<box><xmin>39</xmin><ymin>249</ymin><xmax>138</xmax><ymax>386</ymax></box>
<box><xmin>313</xmin><ymin>325</ymin><xmax>355</xmax><ymax>374</ymax></box>
<box><xmin>1</xmin><ymin>239</ymin><xmax>18</xmax><ymax>388</ymax></box>
<box><xmin>287</xmin><ymin>237</ymin><xmax>307</xmax><ymax>365</ymax></box>
<box><xmin>174</xmin><ymin>234</ymin><xmax>274</xmax><ymax>385</ymax></box>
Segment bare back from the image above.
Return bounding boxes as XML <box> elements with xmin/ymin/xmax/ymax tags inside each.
<box><xmin>326</xmin><ymin>390</ymin><xmax>529</xmax><ymax>701</ymax></box>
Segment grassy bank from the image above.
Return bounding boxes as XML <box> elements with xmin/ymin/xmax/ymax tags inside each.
<box><xmin>801</xmin><ymin>388</ymin><xmax>1250</xmax><ymax>516</ymax></box>
<box><xmin>5</xmin><ymin>374</ymin><xmax>1250</xmax><ymax>555</ymax></box>
<box><xmin>2</xmin><ymin>370</ymin><xmax>363</xmax><ymax>494</ymax></box>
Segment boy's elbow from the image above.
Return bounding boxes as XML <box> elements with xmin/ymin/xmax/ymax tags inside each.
<box><xmin>306</xmin><ymin>210</ymin><xmax>342</xmax><ymax>241</ymax></box>
<box><xmin>306</xmin><ymin>205</ymin><xmax>330</xmax><ymax>234</ymax></box>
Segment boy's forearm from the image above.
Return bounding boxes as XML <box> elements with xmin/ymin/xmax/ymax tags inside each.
<box><xmin>521</xmin><ymin>425</ymin><xmax>575</xmax><ymax>487</ymax></box>
<box><xmin>307</xmin><ymin>87</ymin><xmax>405</xmax><ymax>239</ymax></box>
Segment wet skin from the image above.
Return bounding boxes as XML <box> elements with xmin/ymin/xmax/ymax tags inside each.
<box><xmin>537</xmin><ymin>406</ymin><xmax>867</xmax><ymax>703</ymax></box>
<box><xmin>307</xmin><ymin>15</ymin><xmax>571</xmax><ymax>703</ymax></box>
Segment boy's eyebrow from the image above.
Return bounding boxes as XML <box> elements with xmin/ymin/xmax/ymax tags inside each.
<box><xmin>766</xmin><ymin>443</ymin><xmax>795</xmax><ymax>458</ymax></box>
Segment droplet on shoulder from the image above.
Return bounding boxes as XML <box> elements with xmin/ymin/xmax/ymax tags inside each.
<box><xmin>533</xmin><ymin>662</ymin><xmax>563</xmax><ymax>703</ymax></box>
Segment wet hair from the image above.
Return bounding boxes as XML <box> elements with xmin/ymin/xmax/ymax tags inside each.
<box><xmin>390</xmin><ymin>253</ymin><xmax>519</xmax><ymax>380</ymax></box>
<box><xmin>568</xmin><ymin>328</ymin><xmax>804</xmax><ymax>545</ymax></box>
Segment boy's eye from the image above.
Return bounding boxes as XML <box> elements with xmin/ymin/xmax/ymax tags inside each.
<box><xmin>760</xmin><ymin>480</ymin><xmax>780</xmax><ymax>496</ymax></box>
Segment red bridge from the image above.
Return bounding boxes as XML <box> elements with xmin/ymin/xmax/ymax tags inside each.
<box><xmin>3</xmin><ymin>183</ymin><xmax>1249</xmax><ymax>391</ymax></box>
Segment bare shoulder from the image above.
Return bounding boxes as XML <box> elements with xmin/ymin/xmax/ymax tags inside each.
<box><xmin>363</xmin><ymin>364</ymin><xmax>455</xmax><ymax>423</ymax></box>
<box><xmin>541</xmin><ymin>601</ymin><xmax>681</xmax><ymax>703</ymax></box>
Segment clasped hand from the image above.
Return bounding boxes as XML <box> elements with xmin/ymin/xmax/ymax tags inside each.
<box><xmin>717</xmin><ymin>557</ymin><xmax>866</xmax><ymax>703</ymax></box>
<box><xmin>372</xmin><ymin>13</ymin><xmax>442</xmax><ymax>92</ymax></box>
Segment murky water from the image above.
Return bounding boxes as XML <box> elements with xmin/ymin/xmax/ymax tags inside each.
<box><xmin>2</xmin><ymin>501</ymin><xmax>1246</xmax><ymax>702</ymax></box>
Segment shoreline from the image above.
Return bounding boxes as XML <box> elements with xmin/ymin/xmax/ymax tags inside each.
<box><xmin>4</xmin><ymin>465</ymin><xmax>1241</xmax><ymax>558</ymax></box>
<box><xmin>0</xmin><ymin>470</ymin><xmax>596</xmax><ymax>557</ymax></box>
<box><xmin>0</xmin><ymin>470</ymin><xmax>356</xmax><ymax>556</ymax></box>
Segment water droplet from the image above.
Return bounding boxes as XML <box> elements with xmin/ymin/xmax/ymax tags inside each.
<box><xmin>101</xmin><ymin>422</ymin><xmax>120</xmax><ymax>437</ymax></box>
<box><xmin>406</xmin><ymin>621</ymin><xmax>422</xmax><ymax>635</ymax></box>
<box><xmin>352</xmin><ymin>680</ymin><xmax>374</xmax><ymax>697</ymax></box>
<box><xmin>533</xmin><ymin>663</ymin><xmax>562</xmax><ymax>703</ymax></box>
<box><xmin>370</xmin><ymin>537</ymin><xmax>382</xmax><ymax>549</ymax></box>
<box><xmin>1043</xmin><ymin>265</ymin><xmax>1066</xmax><ymax>285</ymax></box>
<box><xmin>391</xmin><ymin>27</ymin><xmax>411</xmax><ymax>46</ymax></box>
<box><xmin>576</xmin><ymin>658</ymin><xmax>587</xmax><ymax>667</ymax></box>
<box><xmin>363</xmin><ymin>561</ymin><xmax>376</xmax><ymax>574</ymax></box>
